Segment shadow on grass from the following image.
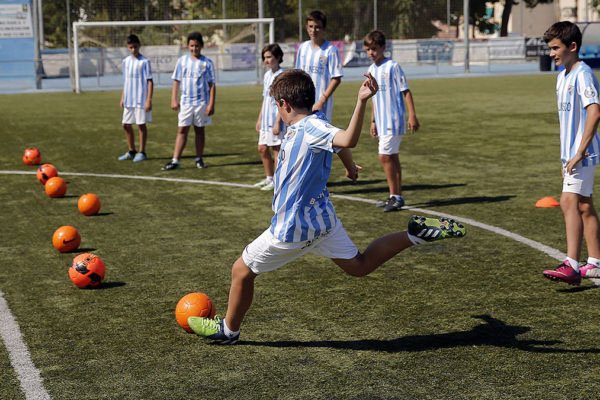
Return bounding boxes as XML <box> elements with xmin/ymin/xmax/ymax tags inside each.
<box><xmin>240</xmin><ymin>315</ymin><xmax>600</xmax><ymax>354</ymax></box>
<box><xmin>97</xmin><ymin>281</ymin><xmax>126</xmax><ymax>289</ymax></box>
<box><xmin>328</xmin><ymin>182</ymin><xmax>468</xmax><ymax>196</ymax></box>
<box><xmin>152</xmin><ymin>153</ymin><xmax>242</xmax><ymax>161</ymax></box>
<box><xmin>66</xmin><ymin>247</ymin><xmax>96</xmax><ymax>253</ymax></box>
<box><xmin>557</xmin><ymin>285</ymin><xmax>599</xmax><ymax>293</ymax></box>
<box><xmin>95</xmin><ymin>212</ymin><xmax>113</xmax><ymax>216</ymax></box>
<box><xmin>411</xmin><ymin>195</ymin><xmax>515</xmax><ymax>208</ymax></box>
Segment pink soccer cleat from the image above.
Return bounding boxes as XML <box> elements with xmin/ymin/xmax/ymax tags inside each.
<box><xmin>542</xmin><ymin>261</ymin><xmax>581</xmax><ymax>286</ymax></box>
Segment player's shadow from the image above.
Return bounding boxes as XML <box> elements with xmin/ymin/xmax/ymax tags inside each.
<box><xmin>411</xmin><ymin>195</ymin><xmax>515</xmax><ymax>208</ymax></box>
<box><xmin>328</xmin><ymin>182</ymin><xmax>467</xmax><ymax>195</ymax></box>
<box><xmin>153</xmin><ymin>153</ymin><xmax>242</xmax><ymax>161</ymax></box>
<box><xmin>241</xmin><ymin>314</ymin><xmax>600</xmax><ymax>354</ymax></box>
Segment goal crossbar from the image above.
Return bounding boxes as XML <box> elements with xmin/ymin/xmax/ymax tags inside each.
<box><xmin>72</xmin><ymin>18</ymin><xmax>275</xmax><ymax>93</ymax></box>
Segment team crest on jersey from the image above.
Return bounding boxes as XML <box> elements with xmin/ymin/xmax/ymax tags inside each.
<box><xmin>381</xmin><ymin>73</ymin><xmax>389</xmax><ymax>79</ymax></box>
<box><xmin>584</xmin><ymin>87</ymin><xmax>597</xmax><ymax>98</ymax></box>
<box><xmin>568</xmin><ymin>85</ymin><xmax>574</xmax><ymax>92</ymax></box>
<box><xmin>319</xmin><ymin>56</ymin><xmax>327</xmax><ymax>65</ymax></box>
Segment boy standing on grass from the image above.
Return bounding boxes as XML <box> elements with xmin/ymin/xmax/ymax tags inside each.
<box><xmin>295</xmin><ymin>10</ymin><xmax>342</xmax><ymax>121</ymax></box>
<box><xmin>364</xmin><ymin>30</ymin><xmax>419</xmax><ymax>213</ymax></box>
<box><xmin>119</xmin><ymin>34</ymin><xmax>153</xmax><ymax>162</ymax></box>
<box><xmin>542</xmin><ymin>21</ymin><xmax>600</xmax><ymax>285</ymax></box>
<box><xmin>162</xmin><ymin>31</ymin><xmax>215</xmax><ymax>171</ymax></box>
<box><xmin>253</xmin><ymin>44</ymin><xmax>285</xmax><ymax>192</ymax></box>
<box><xmin>187</xmin><ymin>70</ymin><xmax>466</xmax><ymax>344</ymax></box>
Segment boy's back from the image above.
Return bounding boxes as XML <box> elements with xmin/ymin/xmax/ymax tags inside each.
<box><xmin>271</xmin><ymin>113</ymin><xmax>341</xmax><ymax>243</ymax></box>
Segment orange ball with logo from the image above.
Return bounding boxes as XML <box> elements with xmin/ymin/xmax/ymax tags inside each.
<box><xmin>45</xmin><ymin>177</ymin><xmax>67</xmax><ymax>198</ymax></box>
<box><xmin>23</xmin><ymin>148</ymin><xmax>41</xmax><ymax>165</ymax></box>
<box><xmin>78</xmin><ymin>193</ymin><xmax>101</xmax><ymax>216</ymax></box>
<box><xmin>68</xmin><ymin>253</ymin><xmax>105</xmax><ymax>288</ymax></box>
<box><xmin>36</xmin><ymin>163</ymin><xmax>58</xmax><ymax>184</ymax></box>
<box><xmin>175</xmin><ymin>292</ymin><xmax>216</xmax><ymax>332</ymax></box>
<box><xmin>52</xmin><ymin>226</ymin><xmax>81</xmax><ymax>253</ymax></box>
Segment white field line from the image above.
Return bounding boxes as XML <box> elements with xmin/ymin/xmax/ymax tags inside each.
<box><xmin>0</xmin><ymin>291</ymin><xmax>52</xmax><ymax>400</ymax></box>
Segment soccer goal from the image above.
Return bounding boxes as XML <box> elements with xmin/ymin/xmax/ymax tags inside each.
<box><xmin>72</xmin><ymin>18</ymin><xmax>275</xmax><ymax>93</ymax></box>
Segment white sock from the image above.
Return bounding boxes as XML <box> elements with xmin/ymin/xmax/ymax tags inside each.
<box><xmin>172</xmin><ymin>158</ymin><xmax>179</xmax><ymax>164</ymax></box>
<box><xmin>266</xmin><ymin>176</ymin><xmax>273</xmax><ymax>182</ymax></box>
<box><xmin>587</xmin><ymin>257</ymin><xmax>600</xmax><ymax>267</ymax></box>
<box><xmin>407</xmin><ymin>232</ymin><xmax>425</xmax><ymax>245</ymax></box>
<box><xmin>222</xmin><ymin>319</ymin><xmax>240</xmax><ymax>338</ymax></box>
<box><xmin>566</xmin><ymin>257</ymin><xmax>580</xmax><ymax>272</ymax></box>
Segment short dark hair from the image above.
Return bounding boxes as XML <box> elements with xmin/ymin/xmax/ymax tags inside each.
<box><xmin>543</xmin><ymin>21</ymin><xmax>582</xmax><ymax>52</ymax></box>
<box><xmin>187</xmin><ymin>31</ymin><xmax>204</xmax><ymax>46</ymax></box>
<box><xmin>262</xmin><ymin>43</ymin><xmax>283</xmax><ymax>63</ymax></box>
<box><xmin>364</xmin><ymin>30</ymin><xmax>385</xmax><ymax>47</ymax></box>
<box><xmin>127</xmin><ymin>34</ymin><xmax>140</xmax><ymax>45</ymax></box>
<box><xmin>307</xmin><ymin>10</ymin><xmax>327</xmax><ymax>29</ymax></box>
<box><xmin>270</xmin><ymin>69</ymin><xmax>315</xmax><ymax>111</ymax></box>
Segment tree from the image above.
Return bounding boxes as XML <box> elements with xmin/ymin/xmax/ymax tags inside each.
<box><xmin>499</xmin><ymin>0</ymin><xmax>553</xmax><ymax>37</ymax></box>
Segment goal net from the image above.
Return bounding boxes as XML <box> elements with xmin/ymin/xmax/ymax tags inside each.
<box><xmin>72</xmin><ymin>18</ymin><xmax>274</xmax><ymax>93</ymax></box>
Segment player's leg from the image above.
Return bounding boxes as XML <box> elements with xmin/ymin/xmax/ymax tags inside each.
<box><xmin>543</xmin><ymin>171</ymin><xmax>586</xmax><ymax>284</ymax></box>
<box><xmin>258</xmin><ymin>144</ymin><xmax>273</xmax><ymax>175</ymax></box>
<box><xmin>133</xmin><ymin>124</ymin><xmax>148</xmax><ymax>162</ymax></box>
<box><xmin>225</xmin><ymin>257</ymin><xmax>257</xmax><ymax>331</ymax></box>
<box><xmin>119</xmin><ymin>107</ymin><xmax>137</xmax><ymax>160</ymax></box>
<box><xmin>579</xmin><ymin>197</ymin><xmax>600</xmax><ymax>278</ymax></box>
<box><xmin>321</xmin><ymin>217</ymin><xmax>466</xmax><ymax>277</ymax></box>
<box><xmin>377</xmin><ymin>136</ymin><xmax>404</xmax><ymax>211</ymax></box>
<box><xmin>193</xmin><ymin>126</ymin><xmax>205</xmax><ymax>168</ymax></box>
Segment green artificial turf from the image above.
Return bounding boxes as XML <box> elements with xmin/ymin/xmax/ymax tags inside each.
<box><xmin>1</xmin><ymin>74</ymin><xmax>600</xmax><ymax>399</ymax></box>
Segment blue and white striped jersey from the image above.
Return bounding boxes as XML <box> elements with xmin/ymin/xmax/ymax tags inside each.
<box><xmin>122</xmin><ymin>55</ymin><xmax>153</xmax><ymax>108</ymax></box>
<box><xmin>270</xmin><ymin>113</ymin><xmax>342</xmax><ymax>242</ymax></box>
<box><xmin>171</xmin><ymin>54</ymin><xmax>215</xmax><ymax>106</ymax></box>
<box><xmin>260</xmin><ymin>68</ymin><xmax>285</xmax><ymax>133</ymax></box>
<box><xmin>295</xmin><ymin>40</ymin><xmax>343</xmax><ymax>120</ymax></box>
<box><xmin>556</xmin><ymin>61</ymin><xmax>600</xmax><ymax>166</ymax></box>
<box><xmin>368</xmin><ymin>58</ymin><xmax>409</xmax><ymax>136</ymax></box>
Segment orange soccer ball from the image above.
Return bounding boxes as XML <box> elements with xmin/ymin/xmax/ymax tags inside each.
<box><xmin>52</xmin><ymin>225</ymin><xmax>81</xmax><ymax>253</ymax></box>
<box><xmin>36</xmin><ymin>163</ymin><xmax>58</xmax><ymax>184</ymax></box>
<box><xmin>175</xmin><ymin>292</ymin><xmax>216</xmax><ymax>332</ymax></box>
<box><xmin>78</xmin><ymin>193</ymin><xmax>101</xmax><ymax>216</ymax></box>
<box><xmin>45</xmin><ymin>176</ymin><xmax>67</xmax><ymax>198</ymax></box>
<box><xmin>23</xmin><ymin>148</ymin><xmax>41</xmax><ymax>165</ymax></box>
<box><xmin>68</xmin><ymin>253</ymin><xmax>105</xmax><ymax>288</ymax></box>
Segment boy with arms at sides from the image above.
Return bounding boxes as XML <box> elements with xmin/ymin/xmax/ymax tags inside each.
<box><xmin>162</xmin><ymin>31</ymin><xmax>215</xmax><ymax>170</ymax></box>
<box><xmin>542</xmin><ymin>21</ymin><xmax>600</xmax><ymax>285</ymax></box>
<box><xmin>188</xmin><ymin>70</ymin><xmax>466</xmax><ymax>344</ymax></box>
<box><xmin>253</xmin><ymin>44</ymin><xmax>285</xmax><ymax>191</ymax></box>
<box><xmin>295</xmin><ymin>10</ymin><xmax>342</xmax><ymax>121</ymax></box>
<box><xmin>364</xmin><ymin>30</ymin><xmax>419</xmax><ymax>213</ymax></box>
<box><xmin>119</xmin><ymin>34</ymin><xmax>153</xmax><ymax>162</ymax></box>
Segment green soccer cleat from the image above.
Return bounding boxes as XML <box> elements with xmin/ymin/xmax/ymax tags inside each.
<box><xmin>188</xmin><ymin>316</ymin><xmax>239</xmax><ymax>344</ymax></box>
<box><xmin>408</xmin><ymin>215</ymin><xmax>466</xmax><ymax>242</ymax></box>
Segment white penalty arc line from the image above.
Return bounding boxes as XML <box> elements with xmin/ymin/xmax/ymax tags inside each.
<box><xmin>0</xmin><ymin>169</ymin><xmax>568</xmax><ymax>399</ymax></box>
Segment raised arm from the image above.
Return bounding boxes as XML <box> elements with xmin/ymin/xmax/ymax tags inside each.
<box><xmin>332</xmin><ymin>73</ymin><xmax>378</xmax><ymax>148</ymax></box>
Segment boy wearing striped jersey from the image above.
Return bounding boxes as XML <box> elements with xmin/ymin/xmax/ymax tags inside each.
<box><xmin>294</xmin><ymin>10</ymin><xmax>342</xmax><ymax>121</ymax></box>
<box><xmin>187</xmin><ymin>70</ymin><xmax>466</xmax><ymax>344</ymax></box>
<box><xmin>253</xmin><ymin>44</ymin><xmax>285</xmax><ymax>191</ymax></box>
<box><xmin>542</xmin><ymin>22</ymin><xmax>600</xmax><ymax>285</ymax></box>
<box><xmin>119</xmin><ymin>34</ymin><xmax>153</xmax><ymax>162</ymax></box>
<box><xmin>162</xmin><ymin>31</ymin><xmax>216</xmax><ymax>171</ymax></box>
<box><xmin>365</xmin><ymin>30</ymin><xmax>419</xmax><ymax>213</ymax></box>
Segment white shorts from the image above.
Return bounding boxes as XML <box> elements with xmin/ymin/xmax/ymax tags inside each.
<box><xmin>242</xmin><ymin>220</ymin><xmax>358</xmax><ymax>274</ymax></box>
<box><xmin>258</xmin><ymin>130</ymin><xmax>283</xmax><ymax>147</ymax></box>
<box><xmin>563</xmin><ymin>163</ymin><xmax>596</xmax><ymax>197</ymax></box>
<box><xmin>178</xmin><ymin>104</ymin><xmax>212</xmax><ymax>127</ymax></box>
<box><xmin>122</xmin><ymin>107</ymin><xmax>151</xmax><ymax>125</ymax></box>
<box><xmin>378</xmin><ymin>135</ymin><xmax>403</xmax><ymax>155</ymax></box>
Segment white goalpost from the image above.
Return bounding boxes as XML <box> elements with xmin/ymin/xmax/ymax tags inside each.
<box><xmin>72</xmin><ymin>18</ymin><xmax>275</xmax><ymax>93</ymax></box>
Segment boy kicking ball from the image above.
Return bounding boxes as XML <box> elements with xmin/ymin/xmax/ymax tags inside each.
<box><xmin>188</xmin><ymin>70</ymin><xmax>466</xmax><ymax>344</ymax></box>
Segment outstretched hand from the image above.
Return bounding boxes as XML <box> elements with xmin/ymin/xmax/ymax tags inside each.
<box><xmin>346</xmin><ymin>163</ymin><xmax>363</xmax><ymax>183</ymax></box>
<box><xmin>358</xmin><ymin>73</ymin><xmax>378</xmax><ymax>101</ymax></box>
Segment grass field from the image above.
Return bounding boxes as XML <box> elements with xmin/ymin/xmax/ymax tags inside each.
<box><xmin>2</xmin><ymin>74</ymin><xmax>600</xmax><ymax>399</ymax></box>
